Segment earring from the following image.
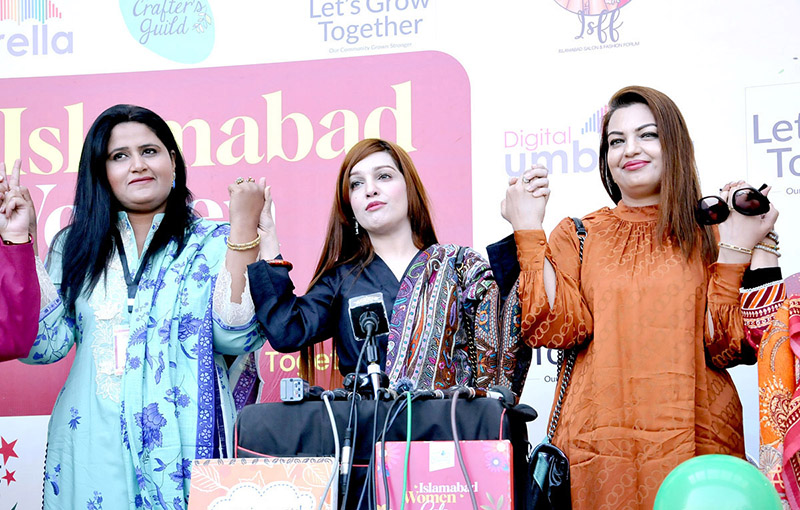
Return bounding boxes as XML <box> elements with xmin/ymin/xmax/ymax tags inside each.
<box><xmin>172</xmin><ymin>173</ymin><xmax>176</xmax><ymax>189</ymax></box>
<box><xmin>354</xmin><ymin>220</ymin><xmax>360</xmax><ymax>235</ymax></box>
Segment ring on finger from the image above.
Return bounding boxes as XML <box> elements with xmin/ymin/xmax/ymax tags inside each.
<box><xmin>247</xmin><ymin>177</ymin><xmax>255</xmax><ymax>182</ymax></box>
<box><xmin>235</xmin><ymin>177</ymin><xmax>244</xmax><ymax>185</ymax></box>
<box><xmin>522</xmin><ymin>177</ymin><xmax>531</xmax><ymax>184</ymax></box>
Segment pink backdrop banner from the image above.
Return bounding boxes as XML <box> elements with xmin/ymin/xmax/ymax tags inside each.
<box><xmin>0</xmin><ymin>50</ymin><xmax>472</xmax><ymax>415</ymax></box>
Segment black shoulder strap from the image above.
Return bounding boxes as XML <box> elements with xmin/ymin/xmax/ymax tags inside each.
<box><xmin>546</xmin><ymin>217</ymin><xmax>585</xmax><ymax>442</ymax></box>
<box><xmin>570</xmin><ymin>217</ymin><xmax>586</xmax><ymax>236</ymax></box>
<box><xmin>455</xmin><ymin>245</ymin><xmax>466</xmax><ymax>268</ymax></box>
<box><xmin>570</xmin><ymin>217</ymin><xmax>586</xmax><ymax>263</ymax></box>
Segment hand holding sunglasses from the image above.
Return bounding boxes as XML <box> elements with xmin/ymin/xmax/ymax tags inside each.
<box><xmin>695</xmin><ymin>184</ymin><xmax>770</xmax><ymax>226</ymax></box>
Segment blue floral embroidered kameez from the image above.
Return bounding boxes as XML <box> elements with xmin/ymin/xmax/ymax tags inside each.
<box><xmin>24</xmin><ymin>214</ymin><xmax>265</xmax><ymax>510</ymax></box>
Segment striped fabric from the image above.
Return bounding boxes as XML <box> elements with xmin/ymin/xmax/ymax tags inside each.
<box><xmin>741</xmin><ymin>280</ymin><xmax>785</xmax><ymax>349</ymax></box>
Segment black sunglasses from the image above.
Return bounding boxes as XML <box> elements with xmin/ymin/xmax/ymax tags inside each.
<box><xmin>695</xmin><ymin>184</ymin><xmax>770</xmax><ymax>226</ymax></box>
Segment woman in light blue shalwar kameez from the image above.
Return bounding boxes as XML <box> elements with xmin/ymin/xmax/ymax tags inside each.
<box><xmin>10</xmin><ymin>105</ymin><xmax>267</xmax><ymax>510</ymax></box>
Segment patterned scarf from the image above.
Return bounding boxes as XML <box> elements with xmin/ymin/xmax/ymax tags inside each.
<box><xmin>757</xmin><ymin>295</ymin><xmax>800</xmax><ymax>507</ymax></box>
<box><xmin>384</xmin><ymin>244</ymin><xmax>529</xmax><ymax>395</ymax></box>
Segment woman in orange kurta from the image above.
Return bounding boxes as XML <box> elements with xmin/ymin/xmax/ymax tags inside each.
<box><xmin>501</xmin><ymin>86</ymin><xmax>779</xmax><ymax>510</ymax></box>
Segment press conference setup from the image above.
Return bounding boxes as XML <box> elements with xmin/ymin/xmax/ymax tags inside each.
<box><xmin>1</xmin><ymin>2</ymin><xmax>797</xmax><ymax>510</ymax></box>
<box><xmin>234</xmin><ymin>292</ymin><xmax>537</xmax><ymax>510</ymax></box>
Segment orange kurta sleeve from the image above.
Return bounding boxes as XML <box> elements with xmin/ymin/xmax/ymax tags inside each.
<box><xmin>705</xmin><ymin>262</ymin><xmax>751</xmax><ymax>368</ymax></box>
<box><xmin>515</xmin><ymin>220</ymin><xmax>593</xmax><ymax>350</ymax></box>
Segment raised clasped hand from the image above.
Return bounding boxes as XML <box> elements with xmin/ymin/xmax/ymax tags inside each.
<box><xmin>501</xmin><ymin>164</ymin><xmax>550</xmax><ymax>231</ymax></box>
<box><xmin>716</xmin><ymin>180</ymin><xmax>779</xmax><ymax>262</ymax></box>
<box><xmin>227</xmin><ymin>176</ymin><xmax>280</xmax><ymax>259</ymax></box>
<box><xmin>228</xmin><ymin>176</ymin><xmax>266</xmax><ymax>234</ymax></box>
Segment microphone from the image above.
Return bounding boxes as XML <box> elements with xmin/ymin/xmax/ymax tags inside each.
<box><xmin>321</xmin><ymin>388</ymin><xmax>350</xmax><ymax>401</ymax></box>
<box><xmin>348</xmin><ymin>293</ymin><xmax>390</xmax><ymax>341</ymax></box>
<box><xmin>360</xmin><ymin>311</ymin><xmax>379</xmax><ymax>337</ymax></box>
<box><xmin>484</xmin><ymin>385</ymin><xmax>516</xmax><ymax>403</ymax></box>
<box><xmin>394</xmin><ymin>377</ymin><xmax>416</xmax><ymax>394</ymax></box>
<box><xmin>348</xmin><ymin>293</ymin><xmax>390</xmax><ymax>398</ymax></box>
<box><xmin>427</xmin><ymin>385</ymin><xmax>517</xmax><ymax>403</ymax></box>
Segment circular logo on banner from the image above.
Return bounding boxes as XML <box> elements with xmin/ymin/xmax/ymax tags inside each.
<box><xmin>554</xmin><ymin>0</ymin><xmax>632</xmax><ymax>15</ymax></box>
<box><xmin>119</xmin><ymin>0</ymin><xmax>214</xmax><ymax>63</ymax></box>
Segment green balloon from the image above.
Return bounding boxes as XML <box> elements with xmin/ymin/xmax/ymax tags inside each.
<box><xmin>654</xmin><ymin>454</ymin><xmax>782</xmax><ymax>510</ymax></box>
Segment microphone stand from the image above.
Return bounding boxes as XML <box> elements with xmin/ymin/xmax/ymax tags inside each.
<box><xmin>363</xmin><ymin>315</ymin><xmax>381</xmax><ymax>400</ymax></box>
<box><xmin>359</xmin><ymin>311</ymin><xmax>382</xmax><ymax>509</ymax></box>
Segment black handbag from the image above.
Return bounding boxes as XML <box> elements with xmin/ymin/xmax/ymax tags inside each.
<box><xmin>527</xmin><ymin>217</ymin><xmax>586</xmax><ymax>510</ymax></box>
<box><xmin>529</xmin><ymin>441</ymin><xmax>572</xmax><ymax>509</ymax></box>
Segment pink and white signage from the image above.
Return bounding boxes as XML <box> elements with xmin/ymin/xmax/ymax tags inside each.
<box><xmin>0</xmin><ymin>50</ymin><xmax>472</xmax><ymax>415</ymax></box>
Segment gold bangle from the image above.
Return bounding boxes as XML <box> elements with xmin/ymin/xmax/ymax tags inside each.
<box><xmin>755</xmin><ymin>242</ymin><xmax>781</xmax><ymax>257</ymax></box>
<box><xmin>226</xmin><ymin>233</ymin><xmax>261</xmax><ymax>251</ymax></box>
<box><xmin>766</xmin><ymin>230</ymin><xmax>779</xmax><ymax>243</ymax></box>
<box><xmin>718</xmin><ymin>242</ymin><xmax>752</xmax><ymax>255</ymax></box>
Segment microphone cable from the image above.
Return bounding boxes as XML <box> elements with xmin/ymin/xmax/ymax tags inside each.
<box><xmin>378</xmin><ymin>393</ymin><xmax>406</xmax><ymax>510</ymax></box>
<box><xmin>356</xmin><ymin>392</ymin><xmax>382</xmax><ymax>510</ymax></box>
<box><xmin>400</xmin><ymin>391</ymin><xmax>412</xmax><ymax>510</ymax></box>
<box><xmin>319</xmin><ymin>391</ymin><xmax>340</xmax><ymax>510</ymax></box>
<box><xmin>377</xmin><ymin>390</ymin><xmax>416</xmax><ymax>510</ymax></box>
<box><xmin>369</xmin><ymin>388</ymin><xmax>418</xmax><ymax>510</ymax></box>
<box><xmin>376</xmin><ymin>390</ymin><xmax>415</xmax><ymax>510</ymax></box>
<box><xmin>378</xmin><ymin>389</ymin><xmax>438</xmax><ymax>510</ymax></box>
<box><xmin>356</xmin><ymin>388</ymin><xmax>421</xmax><ymax>510</ymax></box>
<box><xmin>340</xmin><ymin>331</ymin><xmax>371</xmax><ymax>510</ymax></box>
<box><xmin>450</xmin><ymin>389</ymin><xmax>478</xmax><ymax>510</ymax></box>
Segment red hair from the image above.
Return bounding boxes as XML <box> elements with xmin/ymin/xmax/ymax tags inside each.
<box><xmin>300</xmin><ymin>138</ymin><xmax>439</xmax><ymax>385</ymax></box>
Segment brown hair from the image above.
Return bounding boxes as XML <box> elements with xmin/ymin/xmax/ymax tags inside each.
<box><xmin>300</xmin><ymin>138</ymin><xmax>439</xmax><ymax>385</ymax></box>
<box><xmin>598</xmin><ymin>85</ymin><xmax>716</xmax><ymax>264</ymax></box>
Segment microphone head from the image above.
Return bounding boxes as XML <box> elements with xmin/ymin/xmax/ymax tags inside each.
<box><xmin>394</xmin><ymin>377</ymin><xmax>416</xmax><ymax>394</ymax></box>
<box><xmin>488</xmin><ymin>384</ymin><xmax>517</xmax><ymax>403</ymax></box>
<box><xmin>348</xmin><ymin>293</ymin><xmax>390</xmax><ymax>340</ymax></box>
<box><xmin>359</xmin><ymin>311</ymin><xmax>379</xmax><ymax>334</ymax></box>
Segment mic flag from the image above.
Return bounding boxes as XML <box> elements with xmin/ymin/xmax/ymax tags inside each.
<box><xmin>348</xmin><ymin>293</ymin><xmax>390</xmax><ymax>341</ymax></box>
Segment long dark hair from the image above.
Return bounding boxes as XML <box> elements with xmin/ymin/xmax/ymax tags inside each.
<box><xmin>301</xmin><ymin>138</ymin><xmax>439</xmax><ymax>385</ymax></box>
<box><xmin>598</xmin><ymin>86</ymin><xmax>716</xmax><ymax>264</ymax></box>
<box><xmin>57</xmin><ymin>104</ymin><xmax>194</xmax><ymax>312</ymax></box>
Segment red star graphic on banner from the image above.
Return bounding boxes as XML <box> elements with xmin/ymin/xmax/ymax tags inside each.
<box><xmin>0</xmin><ymin>437</ymin><xmax>19</xmax><ymax>466</ymax></box>
<box><xmin>2</xmin><ymin>469</ymin><xmax>15</xmax><ymax>485</ymax></box>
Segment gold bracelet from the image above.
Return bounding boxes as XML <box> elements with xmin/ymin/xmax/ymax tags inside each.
<box><xmin>766</xmin><ymin>230</ymin><xmax>779</xmax><ymax>244</ymax></box>
<box><xmin>226</xmin><ymin>233</ymin><xmax>261</xmax><ymax>251</ymax></box>
<box><xmin>718</xmin><ymin>242</ymin><xmax>752</xmax><ymax>255</ymax></box>
<box><xmin>755</xmin><ymin>242</ymin><xmax>781</xmax><ymax>257</ymax></box>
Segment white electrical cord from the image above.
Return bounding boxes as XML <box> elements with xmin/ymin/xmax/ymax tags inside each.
<box><xmin>319</xmin><ymin>392</ymin><xmax>341</xmax><ymax>510</ymax></box>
